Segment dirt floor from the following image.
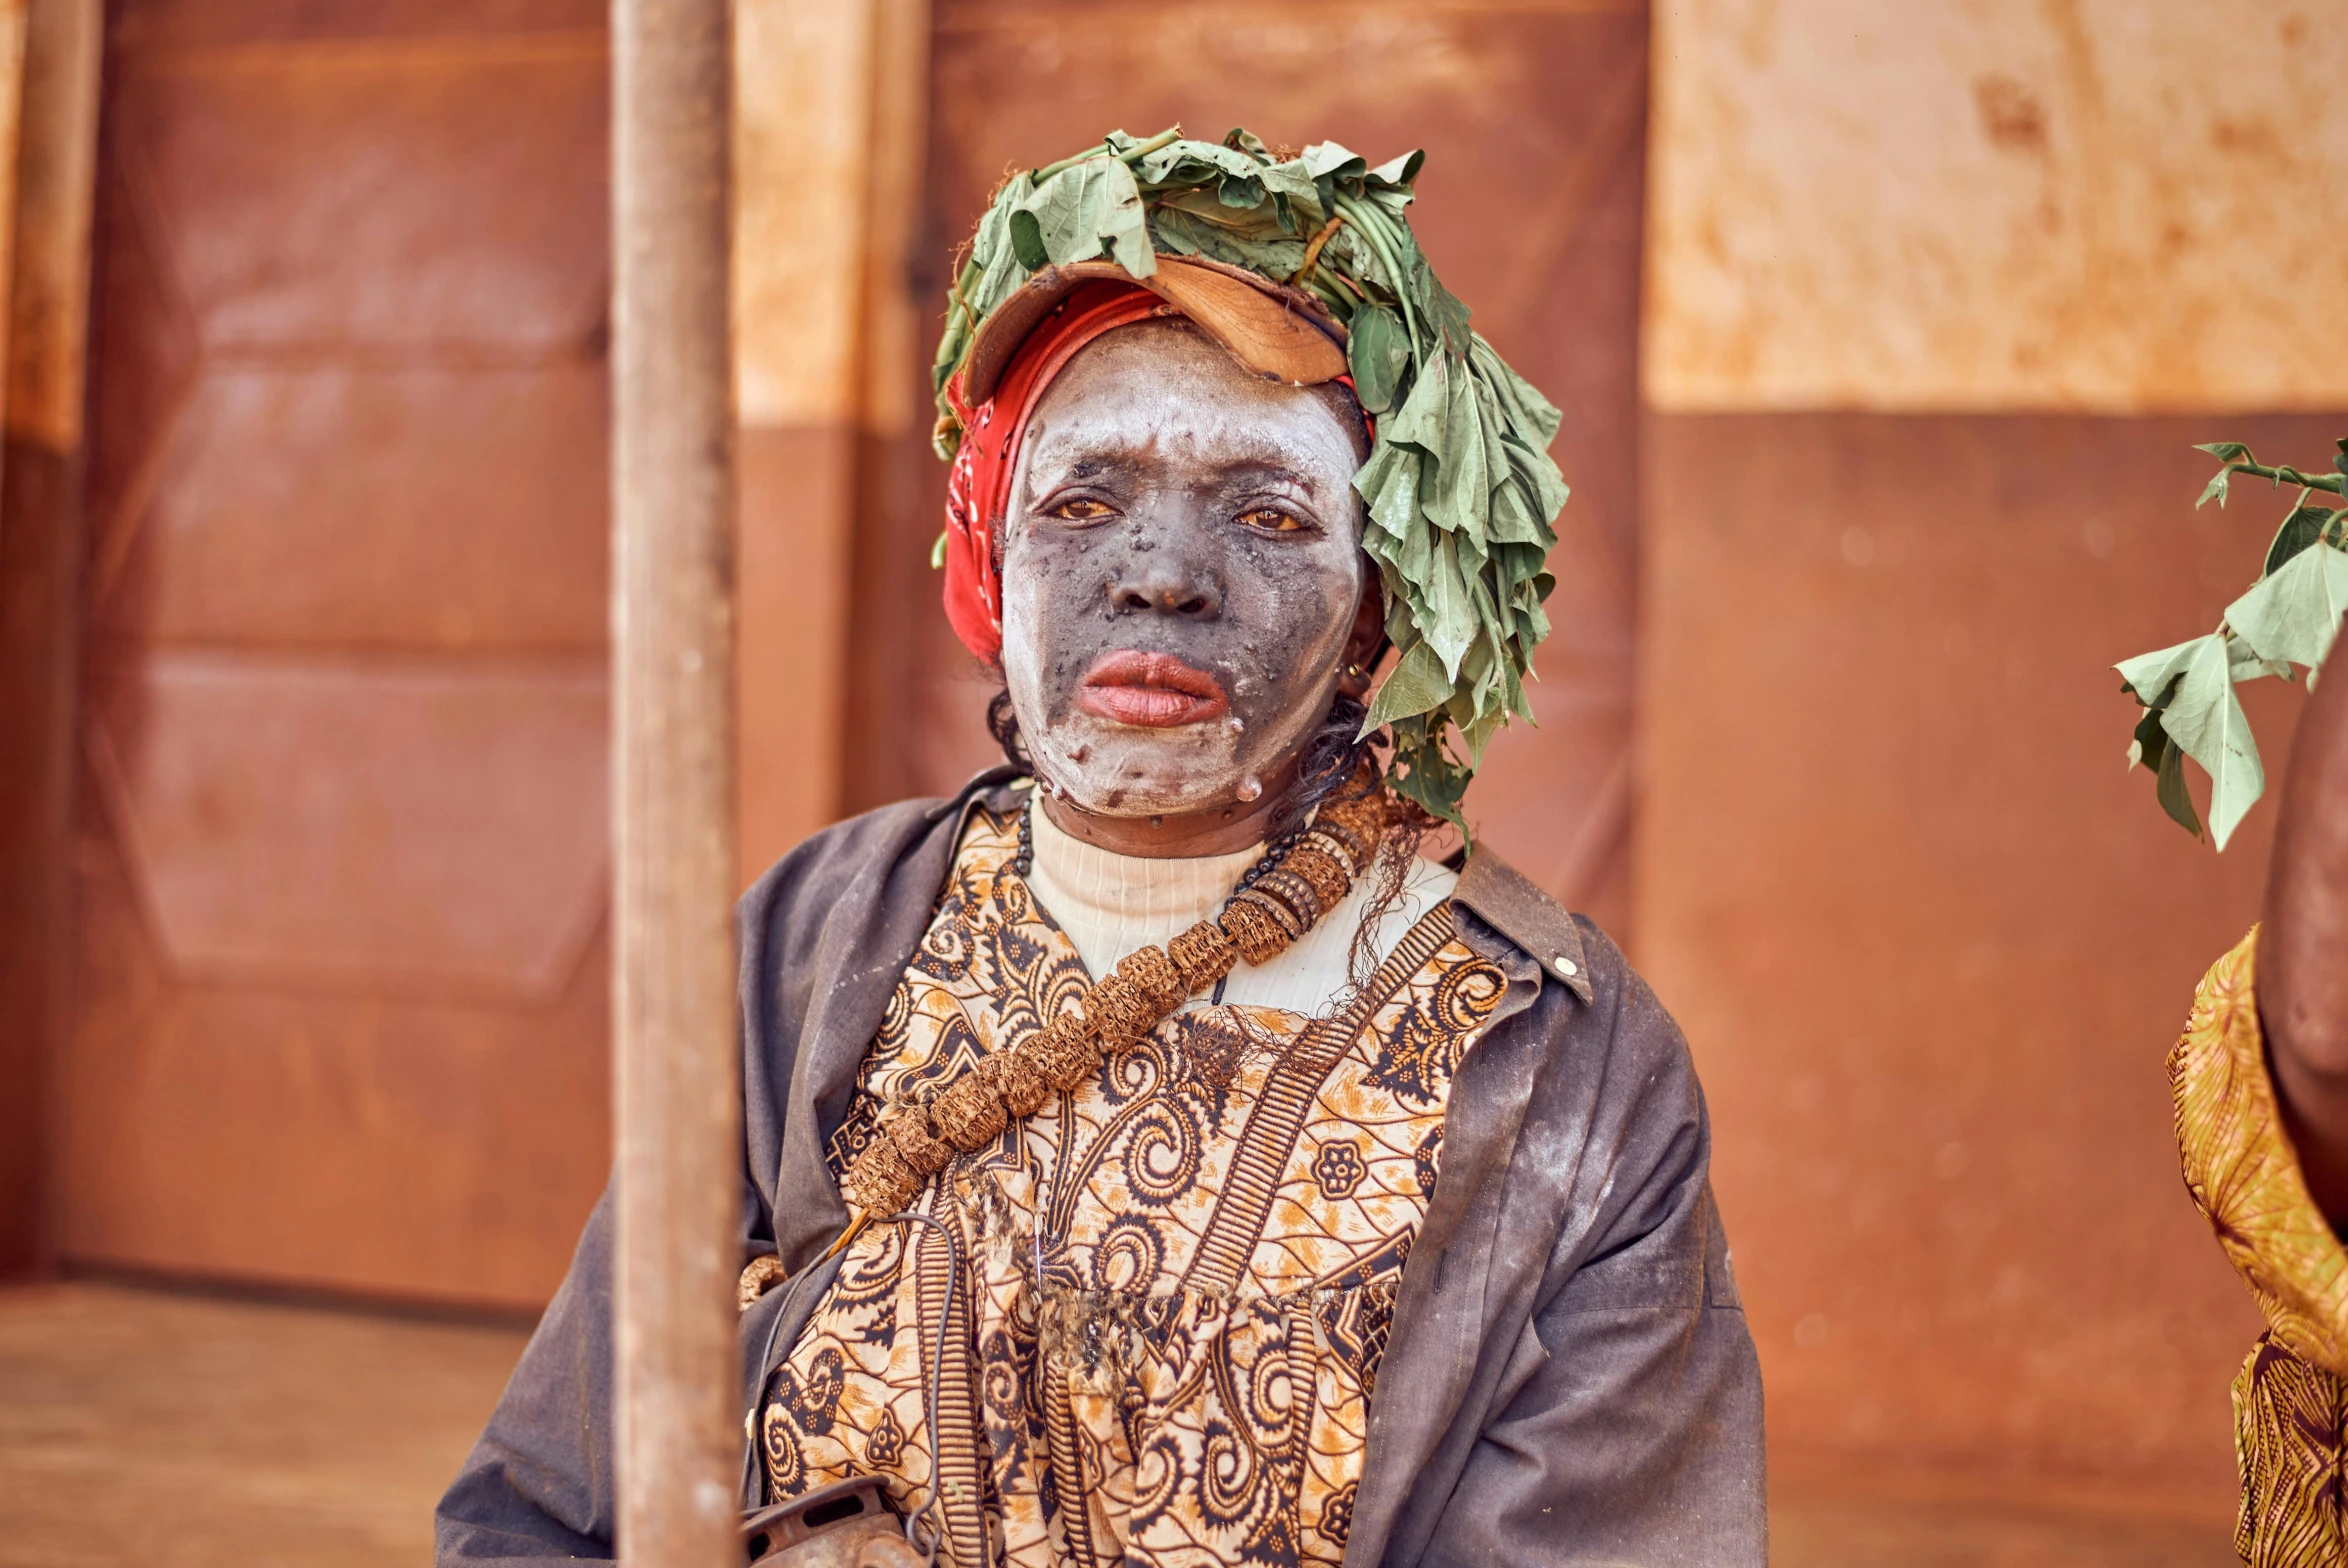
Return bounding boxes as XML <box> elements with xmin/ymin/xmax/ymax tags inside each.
<box><xmin>0</xmin><ymin>1280</ymin><xmax>2243</xmax><ymax>1566</ymax></box>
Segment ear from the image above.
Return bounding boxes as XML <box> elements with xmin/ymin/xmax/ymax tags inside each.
<box><xmin>1337</xmin><ymin>568</ymin><xmax>1387</xmax><ymax>700</ymax></box>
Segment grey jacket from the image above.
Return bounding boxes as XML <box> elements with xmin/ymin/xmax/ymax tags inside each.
<box><xmin>436</xmin><ymin>772</ymin><xmax>1765</xmax><ymax>1566</ymax></box>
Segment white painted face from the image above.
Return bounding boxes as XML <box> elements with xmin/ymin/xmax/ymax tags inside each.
<box><xmin>998</xmin><ymin>319</ymin><xmax>1368</xmax><ymax>818</ymax></box>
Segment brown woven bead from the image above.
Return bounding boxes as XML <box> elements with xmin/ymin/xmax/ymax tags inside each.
<box><xmin>1168</xmin><ymin>921</ymin><xmax>1239</xmax><ymax>990</ymax></box>
<box><xmin>1316</xmin><ymin>782</ymin><xmax>1389</xmax><ymax>849</ymax></box>
<box><xmin>843</xmin><ymin>1138</ymin><xmax>920</xmax><ymax>1216</ymax></box>
<box><xmin>1086</xmin><ymin>971</ymin><xmax>1158</xmax><ymax>1051</ymax></box>
<box><xmin>1301</xmin><ymin>826</ymin><xmax>1365</xmax><ymax>877</ymax></box>
<box><xmin>1219</xmin><ymin>895</ymin><xmax>1294</xmax><ymax>966</ymax></box>
<box><xmin>929</xmin><ymin>1066</ymin><xmax>1008</xmax><ymax>1149</ymax></box>
<box><xmin>1113</xmin><ymin>944</ymin><xmax>1187</xmax><ymax>1014</ymax></box>
<box><xmin>1286</xmin><ymin>842</ymin><xmax>1352</xmax><ymax>912</ymax></box>
<box><xmin>993</xmin><ymin>1047</ymin><xmax>1055</xmax><ymax>1117</ymax></box>
<box><xmin>1253</xmin><ymin>866</ymin><xmax>1325</xmax><ymax>925</ymax></box>
<box><xmin>739</xmin><ymin>1253</ymin><xmax>790</xmax><ymax>1312</ymax></box>
<box><xmin>880</xmin><ymin>1103</ymin><xmax>951</xmax><ymax>1178</ymax></box>
<box><xmin>1030</xmin><ymin>1011</ymin><xmax>1103</xmax><ymax>1091</ymax></box>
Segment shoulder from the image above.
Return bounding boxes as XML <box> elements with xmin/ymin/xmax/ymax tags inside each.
<box><xmin>1452</xmin><ymin>843</ymin><xmax>1597</xmax><ymax>1001</ymax></box>
<box><xmin>1453</xmin><ymin>843</ymin><xmax>1697</xmax><ymax>1108</ymax></box>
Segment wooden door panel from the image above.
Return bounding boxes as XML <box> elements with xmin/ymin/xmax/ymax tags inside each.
<box><xmin>118</xmin><ymin>33</ymin><xmax>608</xmax><ymax>353</ymax></box>
<box><xmin>56</xmin><ymin>845</ymin><xmax>610</xmax><ymax>1302</ymax></box>
<box><xmin>116</xmin><ymin>364</ymin><xmax>608</xmax><ymax>650</ymax></box>
<box><xmin>63</xmin><ymin>5</ymin><xmax>612</xmax><ymax>1306</ymax></box>
<box><xmin>88</xmin><ymin>653</ymin><xmax>607</xmax><ymax>996</ymax></box>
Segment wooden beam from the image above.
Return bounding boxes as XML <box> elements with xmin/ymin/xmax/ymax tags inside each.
<box><xmin>0</xmin><ymin>0</ymin><xmax>102</xmax><ymax>1279</ymax></box>
<box><xmin>731</xmin><ymin>0</ymin><xmax>930</xmax><ymax>879</ymax></box>
<box><xmin>610</xmin><ymin>1</ymin><xmax>740</xmax><ymax>1563</ymax></box>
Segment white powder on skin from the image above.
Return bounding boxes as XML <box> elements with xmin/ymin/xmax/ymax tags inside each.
<box><xmin>998</xmin><ymin>321</ymin><xmax>1367</xmax><ymax>818</ymax></box>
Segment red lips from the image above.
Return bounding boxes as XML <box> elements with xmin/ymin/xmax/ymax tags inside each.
<box><xmin>1075</xmin><ymin>650</ymin><xmax>1230</xmax><ymax>728</ymax></box>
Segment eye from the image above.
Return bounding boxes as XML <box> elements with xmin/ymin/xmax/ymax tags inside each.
<box><xmin>1046</xmin><ymin>496</ymin><xmax>1117</xmax><ymax>524</ymax></box>
<box><xmin>1236</xmin><ymin>505</ymin><xmax>1311</xmax><ymax>534</ymax></box>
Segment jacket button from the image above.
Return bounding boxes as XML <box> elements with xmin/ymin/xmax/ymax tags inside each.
<box><xmin>1554</xmin><ymin>955</ymin><xmax>1578</xmax><ymax>978</ymax></box>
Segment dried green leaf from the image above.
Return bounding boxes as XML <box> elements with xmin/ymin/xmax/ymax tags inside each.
<box><xmin>1347</xmin><ymin>303</ymin><xmax>1409</xmax><ymax>415</ymax></box>
<box><xmin>2154</xmin><ymin>724</ymin><xmax>2204</xmax><ymax>839</ymax></box>
<box><xmin>2226</xmin><ymin>540</ymin><xmax>2348</xmax><ymax>671</ymax></box>
<box><xmin>1364</xmin><ymin>638</ymin><xmax>1450</xmax><ymax>728</ymax></box>
<box><xmin>2115</xmin><ymin>637</ymin><xmax>2207</xmax><ymax>705</ymax></box>
<box><xmin>1013</xmin><ymin>156</ymin><xmax>1151</xmax><ymax>274</ymax></box>
<box><xmin>2156</xmin><ymin>633</ymin><xmax>2264</xmax><ymax>850</ymax></box>
<box><xmin>2264</xmin><ymin>504</ymin><xmax>2336</xmax><ymax>576</ymax></box>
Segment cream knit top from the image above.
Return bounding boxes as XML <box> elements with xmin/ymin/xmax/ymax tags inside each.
<box><xmin>1021</xmin><ymin>786</ymin><xmax>1458</xmax><ymax>1016</ymax></box>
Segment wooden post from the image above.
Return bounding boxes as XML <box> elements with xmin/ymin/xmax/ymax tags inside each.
<box><xmin>0</xmin><ymin>0</ymin><xmax>102</xmax><ymax>1278</ymax></box>
<box><xmin>610</xmin><ymin>2</ymin><xmax>739</xmax><ymax>1565</ymax></box>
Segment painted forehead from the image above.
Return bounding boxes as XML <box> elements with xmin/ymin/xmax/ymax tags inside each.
<box><xmin>1019</xmin><ymin>321</ymin><xmax>1362</xmax><ymax>493</ymax></box>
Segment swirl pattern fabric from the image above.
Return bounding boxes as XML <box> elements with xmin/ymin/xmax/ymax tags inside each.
<box><xmin>761</xmin><ymin>802</ymin><xmax>1508</xmax><ymax>1566</ymax></box>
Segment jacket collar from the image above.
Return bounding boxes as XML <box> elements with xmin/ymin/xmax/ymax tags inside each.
<box><xmin>1452</xmin><ymin>844</ymin><xmax>1594</xmax><ymax>1003</ymax></box>
<box><xmin>946</xmin><ymin>768</ymin><xmax>1593</xmax><ymax>1003</ymax></box>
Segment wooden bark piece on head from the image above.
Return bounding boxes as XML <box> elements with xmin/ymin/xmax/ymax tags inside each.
<box><xmin>958</xmin><ymin>254</ymin><xmax>1349</xmax><ymax>406</ymax></box>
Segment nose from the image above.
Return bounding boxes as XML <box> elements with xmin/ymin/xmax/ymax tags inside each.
<box><xmin>1108</xmin><ymin>546</ymin><xmax>1221</xmax><ymax>620</ymax></box>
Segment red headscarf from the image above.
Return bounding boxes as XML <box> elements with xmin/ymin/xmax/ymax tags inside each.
<box><xmin>940</xmin><ymin>281</ymin><xmax>1170</xmax><ymax>666</ymax></box>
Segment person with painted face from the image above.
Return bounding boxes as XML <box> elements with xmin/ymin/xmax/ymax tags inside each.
<box><xmin>438</xmin><ymin>131</ymin><xmax>1763</xmax><ymax>1568</ymax></box>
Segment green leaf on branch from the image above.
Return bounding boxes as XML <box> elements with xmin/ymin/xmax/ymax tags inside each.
<box><xmin>2116</xmin><ymin>637</ymin><xmax>2207</xmax><ymax>706</ymax></box>
<box><xmin>2226</xmin><ymin>539</ymin><xmax>2348</xmax><ymax>672</ymax></box>
<box><xmin>2154</xmin><ymin>725</ymin><xmax>2204</xmax><ymax>839</ymax></box>
<box><xmin>2156</xmin><ymin>633</ymin><xmax>2265</xmax><ymax>850</ymax></box>
<box><xmin>2195</xmin><ymin>442</ymin><xmax>2253</xmax><ymax>463</ymax></box>
<box><xmin>2128</xmin><ymin>702</ymin><xmax>2165</xmax><ymax>772</ymax></box>
<box><xmin>2263</xmin><ymin>504</ymin><xmax>2337</xmax><ymax>576</ymax></box>
<box><xmin>2197</xmin><ymin>467</ymin><xmax>2233</xmax><ymax>509</ymax></box>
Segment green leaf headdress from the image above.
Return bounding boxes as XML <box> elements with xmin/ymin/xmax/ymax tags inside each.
<box><xmin>932</xmin><ymin>126</ymin><xmax>1570</xmax><ymax>833</ymax></box>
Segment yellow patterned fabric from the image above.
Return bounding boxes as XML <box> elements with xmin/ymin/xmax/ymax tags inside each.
<box><xmin>2231</xmin><ymin>1334</ymin><xmax>2348</xmax><ymax>1566</ymax></box>
<box><xmin>2172</xmin><ymin>928</ymin><xmax>2348</xmax><ymax>1566</ymax></box>
<box><xmin>759</xmin><ymin>802</ymin><xmax>1508</xmax><ymax>1567</ymax></box>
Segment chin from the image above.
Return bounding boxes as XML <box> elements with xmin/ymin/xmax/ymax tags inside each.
<box><xmin>1031</xmin><ymin>722</ymin><xmax>1248</xmax><ymax>818</ymax></box>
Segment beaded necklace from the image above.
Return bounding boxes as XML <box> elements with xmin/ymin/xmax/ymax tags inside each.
<box><xmin>830</xmin><ymin>765</ymin><xmax>1389</xmax><ymax>1250</ymax></box>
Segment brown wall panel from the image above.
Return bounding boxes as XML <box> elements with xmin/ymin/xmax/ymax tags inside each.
<box><xmin>111</xmin><ymin>365</ymin><xmax>608</xmax><ymax>650</ymax></box>
<box><xmin>56</xmin><ymin>5</ymin><xmax>613</xmax><ymax>1305</ymax></box>
<box><xmin>110</xmin><ymin>0</ymin><xmax>603</xmax><ymax>49</ymax></box>
<box><xmin>869</xmin><ymin>0</ymin><xmax>1647</xmax><ymax>930</ymax></box>
<box><xmin>0</xmin><ymin>439</ymin><xmax>80</xmax><ymax>1275</ymax></box>
<box><xmin>54</xmin><ymin>822</ymin><xmax>610</xmax><ymax>1305</ymax></box>
<box><xmin>737</xmin><ymin>424</ymin><xmax>852</xmax><ymax>885</ymax></box>
<box><xmin>1639</xmin><ymin>409</ymin><xmax>2343</xmax><ymax>1494</ymax></box>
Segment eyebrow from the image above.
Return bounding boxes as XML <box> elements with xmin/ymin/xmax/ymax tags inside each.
<box><xmin>1027</xmin><ymin>442</ymin><xmax>1324</xmax><ymax>493</ymax></box>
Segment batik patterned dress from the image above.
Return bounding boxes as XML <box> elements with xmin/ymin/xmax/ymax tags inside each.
<box><xmin>757</xmin><ymin>802</ymin><xmax>1509</xmax><ymax>1567</ymax></box>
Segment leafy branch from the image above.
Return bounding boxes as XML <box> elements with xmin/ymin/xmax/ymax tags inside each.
<box><xmin>2117</xmin><ymin>439</ymin><xmax>2348</xmax><ymax>848</ymax></box>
